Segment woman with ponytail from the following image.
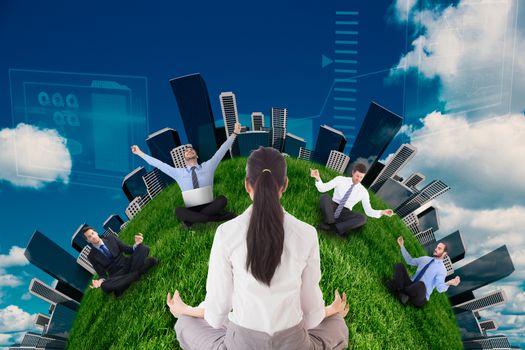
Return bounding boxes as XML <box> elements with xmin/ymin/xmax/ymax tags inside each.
<box><xmin>167</xmin><ymin>147</ymin><xmax>349</xmax><ymax>349</ymax></box>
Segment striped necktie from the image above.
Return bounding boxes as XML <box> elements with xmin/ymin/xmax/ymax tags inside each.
<box><xmin>413</xmin><ymin>259</ymin><xmax>434</xmax><ymax>282</ymax></box>
<box><xmin>334</xmin><ymin>184</ymin><xmax>355</xmax><ymax>219</ymax></box>
<box><xmin>191</xmin><ymin>166</ymin><xmax>200</xmax><ymax>189</ymax></box>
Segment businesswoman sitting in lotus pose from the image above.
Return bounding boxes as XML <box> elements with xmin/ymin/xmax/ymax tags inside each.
<box><xmin>166</xmin><ymin>147</ymin><xmax>350</xmax><ymax>350</ymax></box>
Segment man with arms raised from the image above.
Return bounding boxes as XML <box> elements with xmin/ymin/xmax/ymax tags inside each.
<box><xmin>386</xmin><ymin>236</ymin><xmax>461</xmax><ymax>307</ymax></box>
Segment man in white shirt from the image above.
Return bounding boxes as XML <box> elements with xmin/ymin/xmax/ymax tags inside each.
<box><xmin>310</xmin><ymin>163</ymin><xmax>393</xmax><ymax>237</ymax></box>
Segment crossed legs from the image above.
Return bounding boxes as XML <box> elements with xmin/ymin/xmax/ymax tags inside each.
<box><xmin>175</xmin><ymin>195</ymin><xmax>236</xmax><ymax>226</ymax></box>
<box><xmin>319</xmin><ymin>194</ymin><xmax>367</xmax><ymax>236</ymax></box>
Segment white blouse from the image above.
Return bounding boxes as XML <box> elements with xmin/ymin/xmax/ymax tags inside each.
<box><xmin>203</xmin><ymin>205</ymin><xmax>326</xmax><ymax>335</ymax></box>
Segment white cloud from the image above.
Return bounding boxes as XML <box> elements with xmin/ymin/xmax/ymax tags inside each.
<box><xmin>0</xmin><ymin>333</ymin><xmax>12</xmax><ymax>346</ymax></box>
<box><xmin>401</xmin><ymin>112</ymin><xmax>525</xmax><ymax>209</ymax></box>
<box><xmin>20</xmin><ymin>292</ymin><xmax>31</xmax><ymax>301</ymax></box>
<box><xmin>0</xmin><ymin>275</ymin><xmax>23</xmax><ymax>288</ymax></box>
<box><xmin>390</xmin><ymin>0</ymin><xmax>524</xmax><ymax>115</ymax></box>
<box><xmin>0</xmin><ymin>331</ymin><xmax>27</xmax><ymax>346</ymax></box>
<box><xmin>0</xmin><ymin>305</ymin><xmax>36</xmax><ymax>332</ymax></box>
<box><xmin>0</xmin><ymin>246</ymin><xmax>28</xmax><ymax>273</ymax></box>
<box><xmin>0</xmin><ymin>123</ymin><xmax>72</xmax><ymax>189</ymax></box>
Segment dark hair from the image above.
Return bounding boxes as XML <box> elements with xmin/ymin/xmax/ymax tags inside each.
<box><xmin>352</xmin><ymin>163</ymin><xmax>367</xmax><ymax>174</ymax></box>
<box><xmin>245</xmin><ymin>147</ymin><xmax>287</xmax><ymax>286</ymax></box>
<box><xmin>440</xmin><ymin>242</ymin><xmax>449</xmax><ymax>253</ymax></box>
<box><xmin>81</xmin><ymin>225</ymin><xmax>94</xmax><ymax>236</ymax></box>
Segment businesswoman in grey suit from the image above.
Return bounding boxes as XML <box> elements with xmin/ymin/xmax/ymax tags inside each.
<box><xmin>166</xmin><ymin>147</ymin><xmax>350</xmax><ymax>350</ymax></box>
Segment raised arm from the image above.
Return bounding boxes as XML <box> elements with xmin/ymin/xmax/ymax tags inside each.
<box><xmin>397</xmin><ymin>236</ymin><xmax>422</xmax><ymax>267</ymax></box>
<box><xmin>131</xmin><ymin>145</ymin><xmax>182</xmax><ymax>181</ymax></box>
<box><xmin>312</xmin><ymin>171</ymin><xmax>341</xmax><ymax>193</ymax></box>
<box><xmin>204</xmin><ymin>123</ymin><xmax>240</xmax><ymax>170</ymax></box>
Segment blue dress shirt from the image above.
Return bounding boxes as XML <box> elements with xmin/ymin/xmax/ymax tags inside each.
<box><xmin>400</xmin><ymin>246</ymin><xmax>449</xmax><ymax>300</ymax></box>
<box><xmin>141</xmin><ymin>133</ymin><xmax>237</xmax><ymax>192</ymax></box>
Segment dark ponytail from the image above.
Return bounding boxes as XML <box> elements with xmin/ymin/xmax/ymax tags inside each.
<box><xmin>245</xmin><ymin>147</ymin><xmax>287</xmax><ymax>286</ymax></box>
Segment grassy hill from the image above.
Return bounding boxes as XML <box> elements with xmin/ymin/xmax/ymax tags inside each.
<box><xmin>67</xmin><ymin>157</ymin><xmax>462</xmax><ymax>350</ymax></box>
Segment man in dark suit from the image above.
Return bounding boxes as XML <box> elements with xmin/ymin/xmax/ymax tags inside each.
<box><xmin>82</xmin><ymin>226</ymin><xmax>158</xmax><ymax>297</ymax></box>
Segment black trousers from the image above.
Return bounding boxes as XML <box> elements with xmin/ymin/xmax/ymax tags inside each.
<box><xmin>175</xmin><ymin>195</ymin><xmax>230</xmax><ymax>224</ymax></box>
<box><xmin>101</xmin><ymin>244</ymin><xmax>151</xmax><ymax>297</ymax></box>
<box><xmin>319</xmin><ymin>194</ymin><xmax>367</xmax><ymax>235</ymax></box>
<box><xmin>391</xmin><ymin>263</ymin><xmax>427</xmax><ymax>307</ymax></box>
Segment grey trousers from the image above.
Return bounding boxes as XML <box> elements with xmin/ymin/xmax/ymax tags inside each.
<box><xmin>175</xmin><ymin>314</ymin><xmax>349</xmax><ymax>350</ymax></box>
<box><xmin>320</xmin><ymin>194</ymin><xmax>366</xmax><ymax>235</ymax></box>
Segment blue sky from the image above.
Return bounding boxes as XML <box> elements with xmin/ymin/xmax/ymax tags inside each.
<box><xmin>1</xmin><ymin>0</ymin><xmax>524</xmax><ymax>348</ymax></box>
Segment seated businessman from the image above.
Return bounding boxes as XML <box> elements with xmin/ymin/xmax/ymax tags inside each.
<box><xmin>83</xmin><ymin>226</ymin><xmax>158</xmax><ymax>297</ymax></box>
<box><xmin>310</xmin><ymin>162</ymin><xmax>393</xmax><ymax>237</ymax></box>
<box><xmin>385</xmin><ymin>236</ymin><xmax>461</xmax><ymax>307</ymax></box>
<box><xmin>131</xmin><ymin>123</ymin><xmax>241</xmax><ymax>228</ymax></box>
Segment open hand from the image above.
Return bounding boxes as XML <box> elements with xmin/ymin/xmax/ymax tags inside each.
<box><xmin>397</xmin><ymin>236</ymin><xmax>404</xmax><ymax>247</ymax></box>
<box><xmin>134</xmin><ymin>233</ymin><xmax>144</xmax><ymax>245</ymax></box>
<box><xmin>310</xmin><ymin>168</ymin><xmax>320</xmax><ymax>181</ymax></box>
<box><xmin>234</xmin><ymin>122</ymin><xmax>241</xmax><ymax>134</ymax></box>
<box><xmin>166</xmin><ymin>290</ymin><xmax>188</xmax><ymax>318</ymax></box>
<box><xmin>90</xmin><ymin>279</ymin><xmax>103</xmax><ymax>289</ymax></box>
<box><xmin>447</xmin><ymin>276</ymin><xmax>461</xmax><ymax>286</ymax></box>
<box><xmin>382</xmin><ymin>209</ymin><xmax>394</xmax><ymax>217</ymax></box>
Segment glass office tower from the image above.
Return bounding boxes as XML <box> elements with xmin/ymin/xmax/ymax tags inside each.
<box><xmin>424</xmin><ymin>230</ymin><xmax>466</xmax><ymax>263</ymax></box>
<box><xmin>346</xmin><ymin>101</ymin><xmax>402</xmax><ymax>177</ymax></box>
<box><xmin>233</xmin><ymin>131</ymin><xmax>270</xmax><ymax>157</ymax></box>
<box><xmin>45</xmin><ymin>303</ymin><xmax>77</xmax><ymax>339</ymax></box>
<box><xmin>146</xmin><ymin>128</ymin><xmax>181</xmax><ymax>166</ymax></box>
<box><xmin>312</xmin><ymin>125</ymin><xmax>346</xmax><ymax>165</ymax></box>
<box><xmin>103</xmin><ymin>214</ymin><xmax>125</xmax><ymax>234</ymax></box>
<box><xmin>283</xmin><ymin>133</ymin><xmax>306</xmax><ymax>158</ymax></box>
<box><xmin>122</xmin><ymin>166</ymin><xmax>148</xmax><ymax>202</ymax></box>
<box><xmin>25</xmin><ymin>231</ymin><xmax>91</xmax><ymax>293</ymax></box>
<box><xmin>169</xmin><ymin>73</ymin><xmax>219</xmax><ymax>160</ymax></box>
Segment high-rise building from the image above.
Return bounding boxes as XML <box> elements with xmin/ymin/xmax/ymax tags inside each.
<box><xmin>463</xmin><ymin>335</ymin><xmax>512</xmax><ymax>349</ymax></box>
<box><xmin>326</xmin><ymin>151</ymin><xmax>350</xmax><ymax>174</ymax></box>
<box><xmin>169</xmin><ymin>73</ymin><xmax>219</xmax><ymax>160</ymax></box>
<box><xmin>448</xmin><ymin>245</ymin><xmax>515</xmax><ymax>305</ymax></box>
<box><xmin>28</xmin><ymin>278</ymin><xmax>80</xmax><ymax>311</ymax></box>
<box><xmin>455</xmin><ymin>309</ymin><xmax>483</xmax><ymax>340</ymax></box>
<box><xmin>479</xmin><ymin>320</ymin><xmax>498</xmax><ymax>333</ymax></box>
<box><xmin>102</xmin><ymin>214</ymin><xmax>124</xmax><ymax>235</ymax></box>
<box><xmin>283</xmin><ymin>133</ymin><xmax>306</xmax><ymax>158</ymax></box>
<box><xmin>395</xmin><ymin>180</ymin><xmax>450</xmax><ymax>218</ymax></box>
<box><xmin>251</xmin><ymin>112</ymin><xmax>264</xmax><ymax>131</ymax></box>
<box><xmin>414</xmin><ymin>228</ymin><xmax>436</xmax><ymax>246</ymax></box>
<box><xmin>416</xmin><ymin>206</ymin><xmax>440</xmax><ymax>233</ymax></box>
<box><xmin>361</xmin><ymin>161</ymin><xmax>385</xmax><ymax>188</ymax></box>
<box><xmin>233</xmin><ymin>131</ymin><xmax>270</xmax><ymax>156</ymax></box>
<box><xmin>143</xmin><ymin>168</ymin><xmax>169</xmax><ymax>199</ymax></box>
<box><xmin>54</xmin><ymin>280</ymin><xmax>83</xmax><ymax>303</ymax></box>
<box><xmin>20</xmin><ymin>332</ymin><xmax>67</xmax><ymax>349</ymax></box>
<box><xmin>271</xmin><ymin>107</ymin><xmax>287</xmax><ymax>151</ymax></box>
<box><xmin>298</xmin><ymin>147</ymin><xmax>313</xmax><ymax>161</ymax></box>
<box><xmin>125</xmin><ymin>196</ymin><xmax>144</xmax><ymax>220</ymax></box>
<box><xmin>25</xmin><ymin>231</ymin><xmax>91</xmax><ymax>293</ymax></box>
<box><xmin>145</xmin><ymin>128</ymin><xmax>181</xmax><ymax>166</ymax></box>
<box><xmin>219</xmin><ymin>92</ymin><xmax>239</xmax><ymax>138</ymax></box>
<box><xmin>35</xmin><ymin>313</ymin><xmax>50</xmax><ymax>330</ymax></box>
<box><xmin>312</xmin><ymin>125</ymin><xmax>346</xmax><ymax>165</ymax></box>
<box><xmin>404</xmin><ymin>172</ymin><xmax>426</xmax><ymax>189</ymax></box>
<box><xmin>171</xmin><ymin>144</ymin><xmax>191</xmax><ymax>168</ymax></box>
<box><xmin>346</xmin><ymin>101</ymin><xmax>403</xmax><ymax>176</ymax></box>
<box><xmin>424</xmin><ymin>230</ymin><xmax>466</xmax><ymax>263</ymax></box>
<box><xmin>454</xmin><ymin>289</ymin><xmax>507</xmax><ymax>313</ymax></box>
<box><xmin>71</xmin><ymin>223</ymin><xmax>90</xmax><ymax>253</ymax></box>
<box><xmin>76</xmin><ymin>245</ymin><xmax>95</xmax><ymax>275</ymax></box>
<box><xmin>375</xmin><ymin>178</ymin><xmax>415</xmax><ymax>210</ymax></box>
<box><xmin>369</xmin><ymin>144</ymin><xmax>417</xmax><ymax>192</ymax></box>
<box><xmin>122</xmin><ymin>167</ymin><xmax>148</xmax><ymax>202</ymax></box>
<box><xmin>45</xmin><ymin>303</ymin><xmax>76</xmax><ymax>339</ymax></box>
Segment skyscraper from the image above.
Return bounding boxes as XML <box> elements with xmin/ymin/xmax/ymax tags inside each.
<box><xmin>251</xmin><ymin>112</ymin><xmax>264</xmax><ymax>131</ymax></box>
<box><xmin>454</xmin><ymin>289</ymin><xmax>507</xmax><ymax>313</ymax></box>
<box><xmin>102</xmin><ymin>214</ymin><xmax>125</xmax><ymax>235</ymax></box>
<box><xmin>145</xmin><ymin>128</ymin><xmax>181</xmax><ymax>166</ymax></box>
<box><xmin>125</xmin><ymin>196</ymin><xmax>144</xmax><ymax>220</ymax></box>
<box><xmin>169</xmin><ymin>73</ymin><xmax>219</xmax><ymax>160</ymax></box>
<box><xmin>463</xmin><ymin>335</ymin><xmax>512</xmax><ymax>349</ymax></box>
<box><xmin>298</xmin><ymin>147</ymin><xmax>313</xmax><ymax>161</ymax></box>
<box><xmin>326</xmin><ymin>151</ymin><xmax>350</xmax><ymax>174</ymax></box>
<box><xmin>143</xmin><ymin>168</ymin><xmax>170</xmax><ymax>199</ymax></box>
<box><xmin>25</xmin><ymin>231</ymin><xmax>91</xmax><ymax>293</ymax></box>
<box><xmin>45</xmin><ymin>303</ymin><xmax>76</xmax><ymax>339</ymax></box>
<box><xmin>416</xmin><ymin>206</ymin><xmax>440</xmax><ymax>233</ymax></box>
<box><xmin>219</xmin><ymin>92</ymin><xmax>239</xmax><ymax>138</ymax></box>
<box><xmin>171</xmin><ymin>144</ymin><xmax>191</xmax><ymax>168</ymax></box>
<box><xmin>346</xmin><ymin>101</ymin><xmax>402</xmax><ymax>176</ymax></box>
<box><xmin>122</xmin><ymin>167</ymin><xmax>148</xmax><ymax>202</ymax></box>
<box><xmin>35</xmin><ymin>313</ymin><xmax>50</xmax><ymax>330</ymax></box>
<box><xmin>283</xmin><ymin>133</ymin><xmax>306</xmax><ymax>158</ymax></box>
<box><xmin>77</xmin><ymin>245</ymin><xmax>95</xmax><ymax>275</ymax></box>
<box><xmin>312</xmin><ymin>125</ymin><xmax>347</xmax><ymax>165</ymax></box>
<box><xmin>232</xmin><ymin>131</ymin><xmax>270</xmax><ymax>156</ymax></box>
<box><xmin>395</xmin><ymin>180</ymin><xmax>450</xmax><ymax>218</ymax></box>
<box><xmin>448</xmin><ymin>245</ymin><xmax>515</xmax><ymax>305</ymax></box>
<box><xmin>455</xmin><ymin>309</ymin><xmax>483</xmax><ymax>340</ymax></box>
<box><xmin>369</xmin><ymin>144</ymin><xmax>417</xmax><ymax>193</ymax></box>
<box><xmin>20</xmin><ymin>332</ymin><xmax>67</xmax><ymax>349</ymax></box>
<box><xmin>404</xmin><ymin>172</ymin><xmax>426</xmax><ymax>189</ymax></box>
<box><xmin>28</xmin><ymin>278</ymin><xmax>80</xmax><ymax>311</ymax></box>
<box><xmin>375</xmin><ymin>178</ymin><xmax>415</xmax><ymax>210</ymax></box>
<box><xmin>479</xmin><ymin>320</ymin><xmax>498</xmax><ymax>333</ymax></box>
<box><xmin>271</xmin><ymin>107</ymin><xmax>287</xmax><ymax>151</ymax></box>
